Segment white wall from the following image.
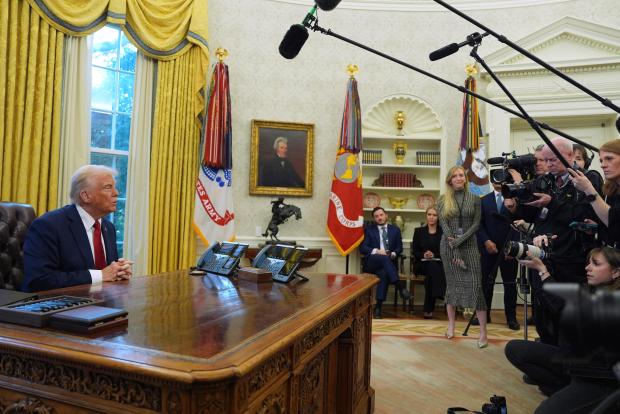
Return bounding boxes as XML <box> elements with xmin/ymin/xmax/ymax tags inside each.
<box><xmin>206</xmin><ymin>0</ymin><xmax>620</xmax><ymax>269</ymax></box>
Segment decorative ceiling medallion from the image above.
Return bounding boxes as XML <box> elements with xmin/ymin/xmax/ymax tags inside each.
<box><xmin>268</xmin><ymin>0</ymin><xmax>573</xmax><ymax>12</ymax></box>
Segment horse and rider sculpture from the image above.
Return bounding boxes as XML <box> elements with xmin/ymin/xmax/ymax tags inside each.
<box><xmin>263</xmin><ymin>198</ymin><xmax>302</xmax><ymax>241</ymax></box>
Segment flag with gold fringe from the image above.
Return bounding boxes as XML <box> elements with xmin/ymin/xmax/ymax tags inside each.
<box><xmin>327</xmin><ymin>68</ymin><xmax>364</xmax><ymax>256</ymax></box>
<box><xmin>456</xmin><ymin>65</ymin><xmax>490</xmax><ymax>196</ymax></box>
<box><xmin>194</xmin><ymin>51</ymin><xmax>235</xmax><ymax>246</ymax></box>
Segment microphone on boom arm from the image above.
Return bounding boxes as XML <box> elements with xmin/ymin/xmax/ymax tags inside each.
<box><xmin>429</xmin><ymin>32</ymin><xmax>489</xmax><ymax>61</ymax></box>
<box><xmin>278</xmin><ymin>1</ymin><xmax>342</xmax><ymax>59</ymax></box>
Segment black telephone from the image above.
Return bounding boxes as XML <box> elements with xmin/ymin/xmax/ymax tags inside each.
<box><xmin>252</xmin><ymin>244</ymin><xmax>309</xmax><ymax>283</ymax></box>
<box><xmin>193</xmin><ymin>241</ymin><xmax>249</xmax><ymax>276</ymax></box>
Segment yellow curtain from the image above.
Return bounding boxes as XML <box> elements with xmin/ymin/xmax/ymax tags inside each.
<box><xmin>0</xmin><ymin>0</ymin><xmax>63</xmax><ymax>214</ymax></box>
<box><xmin>149</xmin><ymin>47</ymin><xmax>203</xmax><ymax>273</ymax></box>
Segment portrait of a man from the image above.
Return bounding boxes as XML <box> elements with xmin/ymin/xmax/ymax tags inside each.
<box><xmin>259</xmin><ymin>136</ymin><xmax>305</xmax><ymax>188</ymax></box>
<box><xmin>250</xmin><ymin>120</ymin><xmax>314</xmax><ymax>196</ymax></box>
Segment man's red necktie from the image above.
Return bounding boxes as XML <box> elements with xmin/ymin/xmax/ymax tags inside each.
<box><xmin>93</xmin><ymin>221</ymin><xmax>106</xmax><ymax>270</ymax></box>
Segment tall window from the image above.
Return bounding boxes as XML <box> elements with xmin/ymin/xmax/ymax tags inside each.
<box><xmin>90</xmin><ymin>26</ymin><xmax>137</xmax><ymax>257</ymax></box>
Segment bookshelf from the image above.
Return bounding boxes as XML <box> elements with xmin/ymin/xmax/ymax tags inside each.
<box><xmin>361</xmin><ymin>95</ymin><xmax>445</xmax><ymax>241</ymax></box>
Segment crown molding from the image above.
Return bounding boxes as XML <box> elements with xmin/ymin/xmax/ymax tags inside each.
<box><xmin>268</xmin><ymin>0</ymin><xmax>573</xmax><ymax>12</ymax></box>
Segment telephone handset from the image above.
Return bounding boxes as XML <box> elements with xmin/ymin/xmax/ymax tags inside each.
<box><xmin>193</xmin><ymin>242</ymin><xmax>249</xmax><ymax>276</ymax></box>
<box><xmin>252</xmin><ymin>244</ymin><xmax>309</xmax><ymax>283</ymax></box>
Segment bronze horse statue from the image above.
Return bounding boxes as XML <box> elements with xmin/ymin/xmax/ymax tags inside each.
<box><xmin>263</xmin><ymin>198</ymin><xmax>302</xmax><ymax>241</ymax></box>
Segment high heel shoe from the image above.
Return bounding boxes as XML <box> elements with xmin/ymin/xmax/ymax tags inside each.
<box><xmin>477</xmin><ymin>340</ymin><xmax>488</xmax><ymax>349</ymax></box>
<box><xmin>445</xmin><ymin>331</ymin><xmax>454</xmax><ymax>339</ymax></box>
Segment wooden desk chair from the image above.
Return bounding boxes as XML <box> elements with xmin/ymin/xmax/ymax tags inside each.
<box><xmin>407</xmin><ymin>255</ymin><xmax>428</xmax><ymax>315</ymax></box>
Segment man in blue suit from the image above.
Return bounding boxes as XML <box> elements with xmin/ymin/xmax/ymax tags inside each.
<box><xmin>476</xmin><ymin>183</ymin><xmax>520</xmax><ymax>330</ymax></box>
<box><xmin>22</xmin><ymin>165</ymin><xmax>133</xmax><ymax>292</ymax></box>
<box><xmin>360</xmin><ymin>207</ymin><xmax>410</xmax><ymax>318</ymax></box>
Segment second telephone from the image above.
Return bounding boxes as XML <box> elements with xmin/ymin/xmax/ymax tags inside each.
<box><xmin>252</xmin><ymin>244</ymin><xmax>308</xmax><ymax>283</ymax></box>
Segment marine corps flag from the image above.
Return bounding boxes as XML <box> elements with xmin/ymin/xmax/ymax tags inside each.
<box><xmin>194</xmin><ymin>49</ymin><xmax>235</xmax><ymax>246</ymax></box>
<box><xmin>327</xmin><ymin>67</ymin><xmax>364</xmax><ymax>256</ymax></box>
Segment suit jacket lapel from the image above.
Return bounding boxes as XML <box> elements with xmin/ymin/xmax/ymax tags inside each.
<box><xmin>101</xmin><ymin>220</ymin><xmax>116</xmax><ymax>263</ymax></box>
<box><xmin>66</xmin><ymin>205</ymin><xmax>95</xmax><ymax>269</ymax></box>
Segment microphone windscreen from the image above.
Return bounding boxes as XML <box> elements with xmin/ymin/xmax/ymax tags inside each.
<box><xmin>315</xmin><ymin>0</ymin><xmax>341</xmax><ymax>11</ymax></box>
<box><xmin>279</xmin><ymin>24</ymin><xmax>309</xmax><ymax>59</ymax></box>
<box><xmin>429</xmin><ymin>43</ymin><xmax>459</xmax><ymax>61</ymax></box>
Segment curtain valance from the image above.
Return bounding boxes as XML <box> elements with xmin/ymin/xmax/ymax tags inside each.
<box><xmin>26</xmin><ymin>0</ymin><xmax>208</xmax><ymax>62</ymax></box>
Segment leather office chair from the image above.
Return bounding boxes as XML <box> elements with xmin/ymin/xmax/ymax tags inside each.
<box><xmin>0</xmin><ymin>202</ymin><xmax>36</xmax><ymax>290</ymax></box>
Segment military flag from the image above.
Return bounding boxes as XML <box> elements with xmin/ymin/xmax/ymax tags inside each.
<box><xmin>327</xmin><ymin>67</ymin><xmax>364</xmax><ymax>255</ymax></box>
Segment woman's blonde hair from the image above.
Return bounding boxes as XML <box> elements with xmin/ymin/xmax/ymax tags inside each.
<box><xmin>600</xmin><ymin>139</ymin><xmax>620</xmax><ymax>197</ymax></box>
<box><xmin>440</xmin><ymin>165</ymin><xmax>468</xmax><ymax>218</ymax></box>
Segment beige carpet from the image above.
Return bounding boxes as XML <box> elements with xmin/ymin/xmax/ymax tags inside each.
<box><xmin>371</xmin><ymin>319</ymin><xmax>545</xmax><ymax>414</ymax></box>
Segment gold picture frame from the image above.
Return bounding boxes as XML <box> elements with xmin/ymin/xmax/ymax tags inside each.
<box><xmin>250</xmin><ymin>119</ymin><xmax>314</xmax><ymax>197</ymax></box>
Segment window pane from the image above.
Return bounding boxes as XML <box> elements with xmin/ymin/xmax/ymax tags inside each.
<box><xmin>91</xmin><ymin>111</ymin><xmax>112</xmax><ymax>149</ymax></box>
<box><xmin>115</xmin><ymin>155</ymin><xmax>128</xmax><ymax>196</ymax></box>
<box><xmin>113</xmin><ymin>198</ymin><xmax>126</xmax><ymax>253</ymax></box>
<box><xmin>91</xmin><ymin>67</ymin><xmax>117</xmax><ymax>111</ymax></box>
<box><xmin>118</xmin><ymin>73</ymin><xmax>134</xmax><ymax>114</ymax></box>
<box><xmin>92</xmin><ymin>26</ymin><xmax>119</xmax><ymax>69</ymax></box>
<box><xmin>91</xmin><ymin>152</ymin><xmax>114</xmax><ymax>168</ymax></box>
<box><xmin>115</xmin><ymin>114</ymin><xmax>131</xmax><ymax>151</ymax></box>
<box><xmin>119</xmin><ymin>34</ymin><xmax>137</xmax><ymax>73</ymax></box>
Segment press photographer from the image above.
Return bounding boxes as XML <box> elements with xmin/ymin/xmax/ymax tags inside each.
<box><xmin>504</xmin><ymin>137</ymin><xmax>601</xmax><ymax>287</ymax></box>
<box><xmin>569</xmin><ymin>139</ymin><xmax>620</xmax><ymax>248</ymax></box>
<box><xmin>504</xmin><ymin>246</ymin><xmax>620</xmax><ymax>414</ymax></box>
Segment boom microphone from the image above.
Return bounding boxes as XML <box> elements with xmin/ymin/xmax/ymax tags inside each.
<box><xmin>279</xmin><ymin>24</ymin><xmax>309</xmax><ymax>59</ymax></box>
<box><xmin>616</xmin><ymin>115</ymin><xmax>620</xmax><ymax>134</ymax></box>
<box><xmin>315</xmin><ymin>0</ymin><xmax>341</xmax><ymax>11</ymax></box>
<box><xmin>429</xmin><ymin>32</ymin><xmax>489</xmax><ymax>61</ymax></box>
<box><xmin>491</xmin><ymin>212</ymin><xmax>513</xmax><ymax>225</ymax></box>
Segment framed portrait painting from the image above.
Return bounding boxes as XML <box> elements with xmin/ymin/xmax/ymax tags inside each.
<box><xmin>250</xmin><ymin>120</ymin><xmax>314</xmax><ymax>196</ymax></box>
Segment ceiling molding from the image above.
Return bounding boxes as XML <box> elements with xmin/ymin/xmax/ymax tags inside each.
<box><xmin>268</xmin><ymin>0</ymin><xmax>573</xmax><ymax>12</ymax></box>
<box><xmin>482</xmin><ymin>16</ymin><xmax>620</xmax><ymax>72</ymax></box>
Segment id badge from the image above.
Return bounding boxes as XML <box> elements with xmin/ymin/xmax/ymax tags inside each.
<box><xmin>456</xmin><ymin>227</ymin><xmax>464</xmax><ymax>237</ymax></box>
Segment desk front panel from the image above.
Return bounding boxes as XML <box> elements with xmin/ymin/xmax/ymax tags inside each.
<box><xmin>0</xmin><ymin>272</ymin><xmax>376</xmax><ymax>413</ymax></box>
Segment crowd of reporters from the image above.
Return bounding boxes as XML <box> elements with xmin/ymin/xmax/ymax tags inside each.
<box><xmin>501</xmin><ymin>138</ymin><xmax>620</xmax><ymax>414</ymax></box>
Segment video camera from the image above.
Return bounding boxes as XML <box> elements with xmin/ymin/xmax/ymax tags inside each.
<box><xmin>488</xmin><ymin>151</ymin><xmax>556</xmax><ymax>202</ymax></box>
<box><xmin>447</xmin><ymin>395</ymin><xmax>507</xmax><ymax>414</ymax></box>
<box><xmin>489</xmin><ymin>152</ymin><xmax>536</xmax><ymax>185</ymax></box>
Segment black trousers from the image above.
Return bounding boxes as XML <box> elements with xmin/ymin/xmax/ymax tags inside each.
<box><xmin>504</xmin><ymin>339</ymin><xmax>569</xmax><ymax>397</ymax></box>
<box><xmin>481</xmin><ymin>253</ymin><xmax>517</xmax><ymax>321</ymax></box>
<box><xmin>534</xmin><ymin>377</ymin><xmax>618</xmax><ymax>414</ymax></box>
<box><xmin>363</xmin><ymin>254</ymin><xmax>399</xmax><ymax>302</ymax></box>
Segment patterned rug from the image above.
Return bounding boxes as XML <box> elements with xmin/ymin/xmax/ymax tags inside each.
<box><xmin>370</xmin><ymin>319</ymin><xmax>544</xmax><ymax>414</ymax></box>
<box><xmin>372</xmin><ymin>318</ymin><xmax>535</xmax><ymax>341</ymax></box>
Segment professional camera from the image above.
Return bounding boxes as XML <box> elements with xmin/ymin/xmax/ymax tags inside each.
<box><xmin>447</xmin><ymin>395</ymin><xmax>507</xmax><ymax>414</ymax></box>
<box><xmin>543</xmin><ymin>284</ymin><xmax>620</xmax><ymax>358</ymax></box>
<box><xmin>481</xmin><ymin>395</ymin><xmax>507</xmax><ymax>414</ymax></box>
<box><xmin>504</xmin><ymin>240</ymin><xmax>552</xmax><ymax>260</ymax></box>
<box><xmin>488</xmin><ymin>152</ymin><xmax>537</xmax><ymax>184</ymax></box>
<box><xmin>501</xmin><ymin>173</ymin><xmax>555</xmax><ymax>203</ymax></box>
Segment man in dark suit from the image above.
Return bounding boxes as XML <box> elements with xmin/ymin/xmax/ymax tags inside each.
<box><xmin>259</xmin><ymin>137</ymin><xmax>305</xmax><ymax>188</ymax></box>
<box><xmin>22</xmin><ymin>165</ymin><xmax>133</xmax><ymax>292</ymax></box>
<box><xmin>360</xmin><ymin>207</ymin><xmax>410</xmax><ymax>318</ymax></box>
<box><xmin>476</xmin><ymin>183</ymin><xmax>520</xmax><ymax>330</ymax></box>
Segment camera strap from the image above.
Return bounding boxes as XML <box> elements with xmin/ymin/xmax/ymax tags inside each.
<box><xmin>455</xmin><ymin>192</ymin><xmax>465</xmax><ymax>230</ymax></box>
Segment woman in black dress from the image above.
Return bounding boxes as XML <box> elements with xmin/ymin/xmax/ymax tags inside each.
<box><xmin>411</xmin><ymin>206</ymin><xmax>446</xmax><ymax>319</ymax></box>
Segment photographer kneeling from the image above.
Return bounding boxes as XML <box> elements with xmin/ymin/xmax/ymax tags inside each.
<box><xmin>504</xmin><ymin>246</ymin><xmax>620</xmax><ymax>414</ymax></box>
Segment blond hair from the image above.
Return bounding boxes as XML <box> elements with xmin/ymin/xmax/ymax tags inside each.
<box><xmin>70</xmin><ymin>165</ymin><xmax>117</xmax><ymax>204</ymax></box>
<box><xmin>440</xmin><ymin>165</ymin><xmax>468</xmax><ymax>218</ymax></box>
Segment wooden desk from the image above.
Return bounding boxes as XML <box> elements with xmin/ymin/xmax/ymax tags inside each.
<box><xmin>244</xmin><ymin>247</ymin><xmax>323</xmax><ymax>269</ymax></box>
<box><xmin>0</xmin><ymin>272</ymin><xmax>376</xmax><ymax>414</ymax></box>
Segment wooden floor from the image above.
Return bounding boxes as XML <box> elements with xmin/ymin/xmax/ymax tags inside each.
<box><xmin>380</xmin><ymin>303</ymin><xmax>532</xmax><ymax>324</ymax></box>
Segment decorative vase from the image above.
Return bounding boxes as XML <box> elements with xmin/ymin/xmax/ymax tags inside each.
<box><xmin>393</xmin><ymin>142</ymin><xmax>408</xmax><ymax>164</ymax></box>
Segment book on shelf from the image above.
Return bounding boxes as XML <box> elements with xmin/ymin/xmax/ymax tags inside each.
<box><xmin>362</xmin><ymin>149</ymin><xmax>382</xmax><ymax>164</ymax></box>
<box><xmin>415</xmin><ymin>150</ymin><xmax>440</xmax><ymax>166</ymax></box>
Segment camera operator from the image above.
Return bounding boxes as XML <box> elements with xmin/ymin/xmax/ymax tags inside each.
<box><xmin>504</xmin><ymin>246</ymin><xmax>620</xmax><ymax>414</ymax></box>
<box><xmin>506</xmin><ymin>137</ymin><xmax>600</xmax><ymax>286</ymax></box>
<box><xmin>568</xmin><ymin>139</ymin><xmax>620</xmax><ymax>248</ymax></box>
